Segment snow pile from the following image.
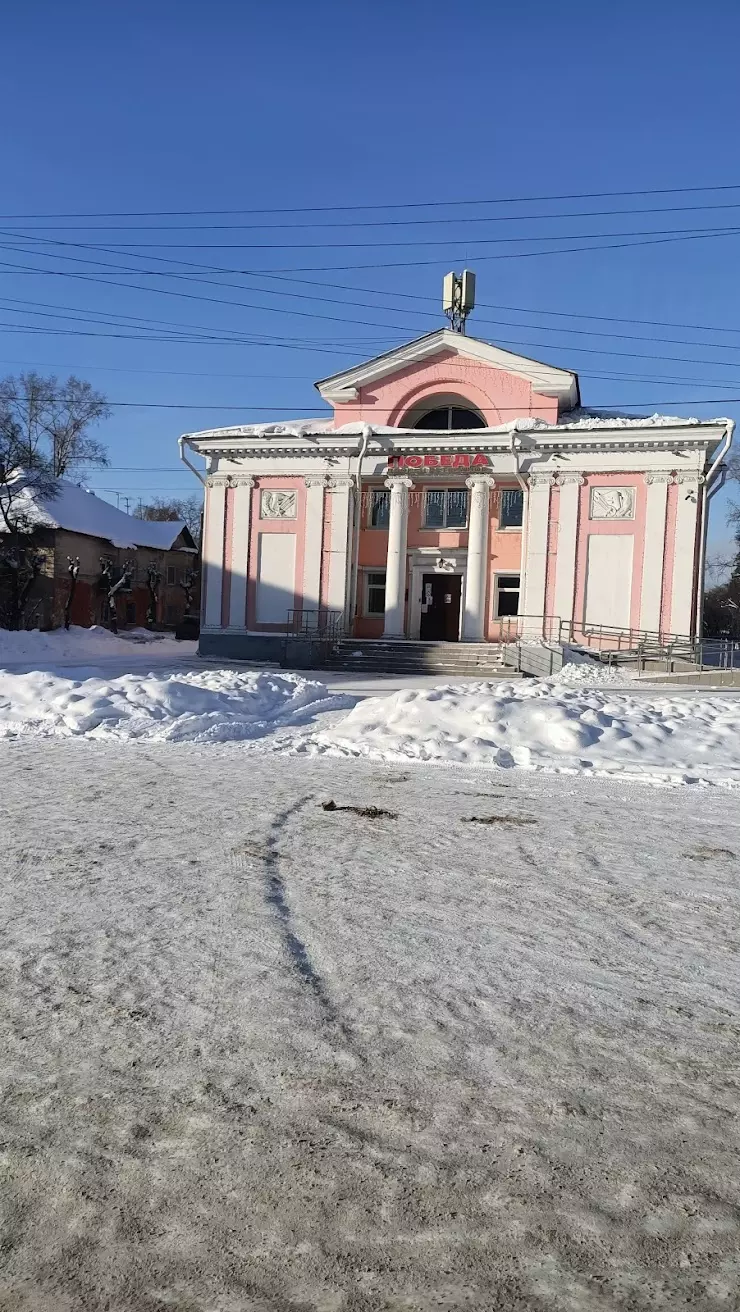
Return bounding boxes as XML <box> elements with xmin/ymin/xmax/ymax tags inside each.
<box><xmin>0</xmin><ymin>625</ymin><xmax>195</xmax><ymax>666</ymax></box>
<box><xmin>554</xmin><ymin>656</ymin><xmax>634</xmax><ymax>685</ymax></box>
<box><xmin>298</xmin><ymin>680</ymin><xmax>740</xmax><ymax>784</ymax></box>
<box><xmin>0</xmin><ymin>668</ymin><xmax>342</xmax><ymax>742</ymax></box>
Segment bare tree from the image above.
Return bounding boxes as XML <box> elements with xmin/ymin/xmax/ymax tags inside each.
<box><xmin>0</xmin><ymin>413</ymin><xmax>58</xmax><ymax>630</ymax></box>
<box><xmin>64</xmin><ymin>557</ymin><xmax>80</xmax><ymax>631</ymax></box>
<box><xmin>145</xmin><ymin>563</ymin><xmax>161</xmax><ymax>628</ymax></box>
<box><xmin>0</xmin><ymin>372</ymin><xmax>111</xmax><ymax>477</ymax></box>
<box><xmin>134</xmin><ymin>495</ymin><xmax>201</xmax><ymax>543</ymax></box>
<box><xmin>99</xmin><ymin>557</ymin><xmax>133</xmax><ymax>635</ymax></box>
<box><xmin>180</xmin><ymin>567</ymin><xmax>199</xmax><ymax>617</ymax></box>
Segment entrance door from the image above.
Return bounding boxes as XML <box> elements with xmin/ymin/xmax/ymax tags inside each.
<box><xmin>419</xmin><ymin>573</ymin><xmax>462</xmax><ymax>641</ymax></box>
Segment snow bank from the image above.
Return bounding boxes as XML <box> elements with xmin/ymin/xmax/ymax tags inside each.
<box><xmin>0</xmin><ymin>625</ymin><xmax>195</xmax><ymax>666</ymax></box>
<box><xmin>298</xmin><ymin>680</ymin><xmax>740</xmax><ymax>785</ymax></box>
<box><xmin>0</xmin><ymin>668</ymin><xmax>342</xmax><ymax>742</ymax></box>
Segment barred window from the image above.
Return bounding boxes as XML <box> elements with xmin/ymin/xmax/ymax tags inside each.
<box><xmin>369</xmin><ymin>489</ymin><xmax>390</xmax><ymax>528</ymax></box>
<box><xmin>423</xmin><ymin>488</ymin><xmax>468</xmax><ymax>529</ymax></box>
<box><xmin>499</xmin><ymin>488</ymin><xmax>524</xmax><ymax>528</ymax></box>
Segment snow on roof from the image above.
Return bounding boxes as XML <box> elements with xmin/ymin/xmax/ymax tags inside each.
<box><xmin>3</xmin><ymin>477</ymin><xmax>192</xmax><ymax>550</ymax></box>
<box><xmin>187</xmin><ymin>411</ymin><xmax>728</xmax><ymax>444</ymax></box>
<box><xmin>554</xmin><ymin>409</ymin><xmax>728</xmax><ymax>430</ymax></box>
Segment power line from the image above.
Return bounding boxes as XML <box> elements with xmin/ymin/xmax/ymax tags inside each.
<box><xmin>7</xmin><ymin>220</ymin><xmax>740</xmax><ymax>251</ymax></box>
<box><xmin>4</xmin><ymin>181</ymin><xmax>740</xmax><ymax>219</ymax></box>
<box><xmin>12</xmin><ymin>199</ymin><xmax>740</xmax><ymax>232</ymax></box>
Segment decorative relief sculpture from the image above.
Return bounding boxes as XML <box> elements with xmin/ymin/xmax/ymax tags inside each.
<box><xmin>260</xmin><ymin>489</ymin><xmax>297</xmax><ymax>519</ymax></box>
<box><xmin>590</xmin><ymin>487</ymin><xmax>635</xmax><ymax>520</ymax></box>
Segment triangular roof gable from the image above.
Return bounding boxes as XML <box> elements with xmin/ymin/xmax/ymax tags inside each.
<box><xmin>315</xmin><ymin>329</ymin><xmax>579</xmax><ymax>410</ymax></box>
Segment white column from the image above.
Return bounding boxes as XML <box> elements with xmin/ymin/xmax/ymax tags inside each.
<box><xmin>227</xmin><ymin>476</ymin><xmax>254</xmax><ymax>630</ymax></box>
<box><xmin>203</xmin><ymin>477</ymin><xmax>227</xmax><ymax>629</ymax></box>
<box><xmin>463</xmin><ymin>475</ymin><xmax>495</xmax><ymax>641</ymax></box>
<box><xmin>383</xmin><ymin>476</ymin><xmax>413</xmax><ymax>637</ymax></box>
<box><xmin>521</xmin><ymin>473</ymin><xmax>554</xmax><ymax>631</ymax></box>
<box><xmin>326</xmin><ymin>477</ymin><xmax>353</xmax><ymax>622</ymax></box>
<box><xmin>639</xmin><ymin>472</ymin><xmax>672</xmax><ymax>632</ymax></box>
<box><xmin>553</xmin><ymin>473</ymin><xmax>584</xmax><ymax>626</ymax></box>
<box><xmin>302</xmin><ymin>476</ymin><xmax>326</xmax><ymax>616</ymax></box>
<box><xmin>670</xmin><ymin>474</ymin><xmax>702</xmax><ymax>636</ymax></box>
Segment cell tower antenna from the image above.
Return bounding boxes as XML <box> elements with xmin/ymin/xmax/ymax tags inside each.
<box><xmin>442</xmin><ymin>269</ymin><xmax>476</xmax><ymax>333</ymax></box>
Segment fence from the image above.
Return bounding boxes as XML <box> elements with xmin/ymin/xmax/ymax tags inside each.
<box><xmin>282</xmin><ymin>608</ymin><xmax>345</xmax><ymax>668</ymax></box>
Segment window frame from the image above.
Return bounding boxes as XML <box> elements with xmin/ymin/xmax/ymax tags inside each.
<box><xmin>367</xmin><ymin>487</ymin><xmax>391</xmax><ymax>530</ymax></box>
<box><xmin>421</xmin><ymin>486</ymin><xmax>469</xmax><ymax>531</ymax></box>
<box><xmin>498</xmin><ymin>487</ymin><xmax>525</xmax><ymax>531</ymax></box>
<box><xmin>363</xmin><ymin>568</ymin><xmax>387</xmax><ymax>618</ymax></box>
<box><xmin>492</xmin><ymin>572</ymin><xmax>521</xmax><ymax>619</ymax></box>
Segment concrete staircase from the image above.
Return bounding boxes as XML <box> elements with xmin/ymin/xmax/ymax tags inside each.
<box><xmin>323</xmin><ymin>639</ymin><xmax>518</xmax><ymax>677</ymax></box>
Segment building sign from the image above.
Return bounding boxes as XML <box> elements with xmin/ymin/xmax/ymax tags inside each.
<box><xmin>388</xmin><ymin>452</ymin><xmax>492</xmax><ymax>470</ymax></box>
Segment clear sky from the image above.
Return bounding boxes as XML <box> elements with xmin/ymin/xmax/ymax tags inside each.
<box><xmin>3</xmin><ymin>0</ymin><xmax>740</xmax><ymax>559</ymax></box>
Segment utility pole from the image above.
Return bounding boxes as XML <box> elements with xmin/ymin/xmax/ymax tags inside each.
<box><xmin>122</xmin><ymin>496</ymin><xmax>132</xmax><ymax>515</ymax></box>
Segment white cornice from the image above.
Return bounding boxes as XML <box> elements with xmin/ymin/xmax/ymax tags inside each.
<box><xmin>314</xmin><ymin>329</ymin><xmax>579</xmax><ymax>408</ymax></box>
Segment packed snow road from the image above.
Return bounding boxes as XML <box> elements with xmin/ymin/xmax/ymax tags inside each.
<box><xmin>1</xmin><ymin>742</ymin><xmax>739</xmax><ymax>1310</ymax></box>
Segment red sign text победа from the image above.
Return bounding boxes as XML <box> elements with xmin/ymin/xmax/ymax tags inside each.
<box><xmin>387</xmin><ymin>452</ymin><xmax>491</xmax><ymax>470</ymax></box>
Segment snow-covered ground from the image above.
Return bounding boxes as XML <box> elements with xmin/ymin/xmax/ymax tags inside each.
<box><xmin>0</xmin><ymin>624</ymin><xmax>198</xmax><ymax>672</ymax></box>
<box><xmin>1</xmin><ymin>744</ymin><xmax>739</xmax><ymax>1309</ymax></box>
<box><xmin>1</xmin><ymin>648</ymin><xmax>739</xmax><ymax>786</ymax></box>
<box><xmin>298</xmin><ymin>678</ymin><xmax>740</xmax><ymax>786</ymax></box>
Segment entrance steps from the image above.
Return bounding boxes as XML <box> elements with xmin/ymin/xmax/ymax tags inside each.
<box><xmin>324</xmin><ymin>639</ymin><xmax>519</xmax><ymax>677</ymax></box>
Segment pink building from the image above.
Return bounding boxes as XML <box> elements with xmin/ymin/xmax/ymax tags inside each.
<box><xmin>181</xmin><ymin>328</ymin><xmax>732</xmax><ymax>662</ymax></box>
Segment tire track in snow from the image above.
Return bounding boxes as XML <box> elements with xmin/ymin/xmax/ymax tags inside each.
<box><xmin>231</xmin><ymin>794</ymin><xmax>361</xmax><ymax>1051</ymax></box>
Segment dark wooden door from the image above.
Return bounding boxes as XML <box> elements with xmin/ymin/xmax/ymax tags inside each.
<box><xmin>420</xmin><ymin>573</ymin><xmax>462</xmax><ymax>641</ymax></box>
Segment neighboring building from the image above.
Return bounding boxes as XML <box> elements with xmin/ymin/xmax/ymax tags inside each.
<box><xmin>180</xmin><ymin>328</ymin><xmax>732</xmax><ymax>661</ymax></box>
<box><xmin>1</xmin><ymin>478</ymin><xmax>198</xmax><ymax>630</ymax></box>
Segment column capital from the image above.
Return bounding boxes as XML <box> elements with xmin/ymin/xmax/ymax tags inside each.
<box><xmin>384</xmin><ymin>476</ymin><xmax>414</xmax><ymax>493</ymax></box>
<box><xmin>674</xmin><ymin>472</ymin><xmax>704</xmax><ymax>485</ymax></box>
<box><xmin>555</xmin><ymin>472</ymin><xmax>585</xmax><ymax>486</ymax></box>
<box><xmin>465</xmin><ymin>474</ymin><xmax>496</xmax><ymax>490</ymax></box>
<box><xmin>231</xmin><ymin>474</ymin><xmax>255</xmax><ymax>488</ymax></box>
<box><xmin>644</xmin><ymin>471</ymin><xmax>675</xmax><ymax>485</ymax></box>
<box><xmin>528</xmin><ymin>472</ymin><xmax>556</xmax><ymax>488</ymax></box>
<box><xmin>326</xmin><ymin>476</ymin><xmax>354</xmax><ymax>491</ymax></box>
<box><xmin>303</xmin><ymin>475</ymin><xmax>327</xmax><ymax>488</ymax></box>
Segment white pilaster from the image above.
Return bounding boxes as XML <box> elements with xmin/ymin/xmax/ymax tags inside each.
<box><xmin>383</xmin><ymin>476</ymin><xmax>413</xmax><ymax>637</ymax></box>
<box><xmin>639</xmin><ymin>473</ymin><xmax>672</xmax><ymax>633</ymax></box>
<box><xmin>553</xmin><ymin>473</ymin><xmax>584</xmax><ymax>626</ymax></box>
<box><xmin>670</xmin><ymin>474</ymin><xmax>702</xmax><ymax>636</ymax></box>
<box><xmin>326</xmin><ymin>477</ymin><xmax>353</xmax><ymax>622</ymax></box>
<box><xmin>463</xmin><ymin>475</ymin><xmax>495</xmax><ymax>641</ymax></box>
<box><xmin>203</xmin><ymin>478</ymin><xmax>227</xmax><ymax>629</ymax></box>
<box><xmin>302</xmin><ymin>476</ymin><xmax>326</xmax><ymax>615</ymax></box>
<box><xmin>521</xmin><ymin>473</ymin><xmax>554</xmax><ymax>630</ymax></box>
<box><xmin>227</xmin><ymin>477</ymin><xmax>254</xmax><ymax>630</ymax></box>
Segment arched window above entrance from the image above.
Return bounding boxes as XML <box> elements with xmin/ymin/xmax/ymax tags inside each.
<box><xmin>401</xmin><ymin>395</ymin><xmax>487</xmax><ymax>431</ymax></box>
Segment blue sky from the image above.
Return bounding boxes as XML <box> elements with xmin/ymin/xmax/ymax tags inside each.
<box><xmin>3</xmin><ymin>0</ymin><xmax>740</xmax><ymax>559</ymax></box>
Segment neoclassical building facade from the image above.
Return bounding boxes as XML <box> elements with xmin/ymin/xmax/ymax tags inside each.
<box><xmin>180</xmin><ymin>329</ymin><xmax>732</xmax><ymax>660</ymax></box>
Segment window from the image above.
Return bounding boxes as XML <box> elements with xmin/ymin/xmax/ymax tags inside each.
<box><xmin>166</xmin><ymin>566</ymin><xmax>177</xmax><ymax>585</ymax></box>
<box><xmin>499</xmin><ymin>488</ymin><xmax>524</xmax><ymax>529</ymax></box>
<box><xmin>413</xmin><ymin>406</ymin><xmax>485</xmax><ymax>431</ymax></box>
<box><xmin>364</xmin><ymin>571</ymin><xmax>386</xmax><ymax>616</ymax></box>
<box><xmin>494</xmin><ymin>575</ymin><xmax>521</xmax><ymax>618</ymax></box>
<box><xmin>369</xmin><ymin>488</ymin><xmax>390</xmax><ymax>528</ymax></box>
<box><xmin>423</xmin><ymin>488</ymin><xmax>469</xmax><ymax>529</ymax></box>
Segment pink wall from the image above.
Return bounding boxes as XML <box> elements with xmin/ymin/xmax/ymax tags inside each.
<box><xmin>573</xmin><ymin>474</ymin><xmax>647</xmax><ymax>631</ymax></box>
<box><xmin>247</xmin><ymin>477</ymin><xmax>308</xmax><ymax>631</ymax></box>
<box><xmin>331</xmin><ymin>349</ymin><xmax>559</xmax><ymax>429</ymax></box>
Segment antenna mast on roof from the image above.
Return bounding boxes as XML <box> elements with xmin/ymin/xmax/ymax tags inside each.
<box><xmin>443</xmin><ymin>270</ymin><xmax>476</xmax><ymax>334</ymax></box>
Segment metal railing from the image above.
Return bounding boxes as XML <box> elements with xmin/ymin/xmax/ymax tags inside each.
<box><xmin>497</xmin><ymin>614</ymin><xmax>740</xmax><ymax>680</ymax></box>
<box><xmin>282</xmin><ymin>608</ymin><xmax>344</xmax><ymax>667</ymax></box>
